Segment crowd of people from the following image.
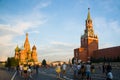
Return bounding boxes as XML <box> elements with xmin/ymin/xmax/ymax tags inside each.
<box><xmin>14</xmin><ymin>61</ymin><xmax>114</xmax><ymax>80</ymax></box>
<box><xmin>55</xmin><ymin>61</ymin><xmax>113</xmax><ymax>80</ymax></box>
<box><xmin>16</xmin><ymin>64</ymin><xmax>39</xmax><ymax>80</ymax></box>
<box><xmin>72</xmin><ymin>61</ymin><xmax>94</xmax><ymax>80</ymax></box>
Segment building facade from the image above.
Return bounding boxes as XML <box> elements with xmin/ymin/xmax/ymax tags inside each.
<box><xmin>14</xmin><ymin>33</ymin><xmax>38</xmax><ymax>65</ymax></box>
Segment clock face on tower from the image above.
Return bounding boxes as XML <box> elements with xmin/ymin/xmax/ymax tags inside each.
<box><xmin>89</xmin><ymin>29</ymin><xmax>93</xmax><ymax>34</ymax></box>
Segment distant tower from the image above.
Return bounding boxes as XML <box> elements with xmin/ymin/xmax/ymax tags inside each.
<box><xmin>74</xmin><ymin>8</ymin><xmax>98</xmax><ymax>62</ymax></box>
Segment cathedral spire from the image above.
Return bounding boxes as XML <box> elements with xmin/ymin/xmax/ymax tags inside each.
<box><xmin>24</xmin><ymin>33</ymin><xmax>30</xmax><ymax>51</ymax></box>
<box><xmin>87</xmin><ymin>8</ymin><xmax>91</xmax><ymax>20</ymax></box>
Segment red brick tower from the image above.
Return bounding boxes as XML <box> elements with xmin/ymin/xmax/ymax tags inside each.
<box><xmin>74</xmin><ymin>8</ymin><xmax>98</xmax><ymax>62</ymax></box>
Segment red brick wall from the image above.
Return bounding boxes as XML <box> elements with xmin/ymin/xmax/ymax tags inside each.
<box><xmin>88</xmin><ymin>38</ymin><xmax>98</xmax><ymax>57</ymax></box>
<box><xmin>93</xmin><ymin>46</ymin><xmax>120</xmax><ymax>59</ymax></box>
<box><xmin>74</xmin><ymin>48</ymin><xmax>88</xmax><ymax>62</ymax></box>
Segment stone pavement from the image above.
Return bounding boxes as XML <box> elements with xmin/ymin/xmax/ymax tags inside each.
<box><xmin>0</xmin><ymin>68</ymin><xmax>15</xmax><ymax>80</ymax></box>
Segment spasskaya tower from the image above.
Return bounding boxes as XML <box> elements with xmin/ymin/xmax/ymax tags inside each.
<box><xmin>74</xmin><ymin>8</ymin><xmax>98</xmax><ymax>62</ymax></box>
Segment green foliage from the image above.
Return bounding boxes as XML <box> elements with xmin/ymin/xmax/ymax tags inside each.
<box><xmin>42</xmin><ymin>59</ymin><xmax>47</xmax><ymax>67</ymax></box>
<box><xmin>5</xmin><ymin>57</ymin><xmax>19</xmax><ymax>67</ymax></box>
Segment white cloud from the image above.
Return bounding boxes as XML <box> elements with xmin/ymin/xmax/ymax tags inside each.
<box><xmin>33</xmin><ymin>1</ymin><xmax>51</xmax><ymax>10</ymax></box>
<box><xmin>38</xmin><ymin>41</ymin><xmax>77</xmax><ymax>62</ymax></box>
<box><xmin>93</xmin><ymin>17</ymin><xmax>120</xmax><ymax>48</ymax></box>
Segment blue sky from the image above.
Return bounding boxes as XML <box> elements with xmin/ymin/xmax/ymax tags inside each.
<box><xmin>0</xmin><ymin>0</ymin><xmax>120</xmax><ymax>62</ymax></box>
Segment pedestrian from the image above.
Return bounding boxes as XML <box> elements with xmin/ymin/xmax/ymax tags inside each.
<box><xmin>80</xmin><ymin>62</ymin><xmax>86</xmax><ymax>80</ymax></box>
<box><xmin>19</xmin><ymin>64</ymin><xmax>23</xmax><ymax>76</ymax></box>
<box><xmin>106</xmin><ymin>70</ymin><xmax>113</xmax><ymax>80</ymax></box>
<box><xmin>35</xmin><ymin>64</ymin><xmax>39</xmax><ymax>74</ymax></box>
<box><xmin>91</xmin><ymin>64</ymin><xmax>95</xmax><ymax>73</ymax></box>
<box><xmin>16</xmin><ymin>65</ymin><xmax>19</xmax><ymax>74</ymax></box>
<box><xmin>23</xmin><ymin>64</ymin><xmax>28</xmax><ymax>79</ymax></box>
<box><xmin>85</xmin><ymin>61</ymin><xmax>91</xmax><ymax>80</ymax></box>
<box><xmin>61</xmin><ymin>62</ymin><xmax>67</xmax><ymax>78</ymax></box>
<box><xmin>28</xmin><ymin>65</ymin><xmax>32</xmax><ymax>78</ymax></box>
<box><xmin>55</xmin><ymin>64</ymin><xmax>61</xmax><ymax>78</ymax></box>
<box><xmin>102</xmin><ymin>63</ymin><xmax>105</xmax><ymax>73</ymax></box>
<box><xmin>72</xmin><ymin>62</ymin><xmax>78</xmax><ymax>79</ymax></box>
<box><xmin>77</xmin><ymin>62</ymin><xmax>82</xmax><ymax>79</ymax></box>
<box><xmin>106</xmin><ymin>63</ymin><xmax>112</xmax><ymax>74</ymax></box>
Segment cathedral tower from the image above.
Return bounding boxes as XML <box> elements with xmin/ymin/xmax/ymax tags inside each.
<box><xmin>32</xmin><ymin>45</ymin><xmax>38</xmax><ymax>63</ymax></box>
<box><xmin>24</xmin><ymin>33</ymin><xmax>30</xmax><ymax>52</ymax></box>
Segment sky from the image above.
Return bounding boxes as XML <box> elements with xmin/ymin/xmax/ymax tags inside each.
<box><xmin>0</xmin><ymin>0</ymin><xmax>120</xmax><ymax>62</ymax></box>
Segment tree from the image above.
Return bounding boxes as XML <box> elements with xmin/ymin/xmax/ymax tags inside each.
<box><xmin>72</xmin><ymin>57</ymin><xmax>74</xmax><ymax>64</ymax></box>
<box><xmin>5</xmin><ymin>57</ymin><xmax>19</xmax><ymax>68</ymax></box>
<box><xmin>42</xmin><ymin>59</ymin><xmax>47</xmax><ymax>67</ymax></box>
<box><xmin>5</xmin><ymin>57</ymin><xmax>11</xmax><ymax>67</ymax></box>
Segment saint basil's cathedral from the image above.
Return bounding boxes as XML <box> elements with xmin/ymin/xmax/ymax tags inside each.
<box><xmin>14</xmin><ymin>33</ymin><xmax>38</xmax><ymax>65</ymax></box>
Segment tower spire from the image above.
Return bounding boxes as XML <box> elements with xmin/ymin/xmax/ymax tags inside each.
<box><xmin>87</xmin><ymin>8</ymin><xmax>91</xmax><ymax>20</ymax></box>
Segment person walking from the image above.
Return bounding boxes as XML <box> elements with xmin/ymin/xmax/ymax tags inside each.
<box><xmin>55</xmin><ymin>64</ymin><xmax>61</xmax><ymax>79</ymax></box>
<box><xmin>72</xmin><ymin>62</ymin><xmax>78</xmax><ymax>79</ymax></box>
<box><xmin>19</xmin><ymin>64</ymin><xmax>23</xmax><ymax>77</ymax></box>
<box><xmin>86</xmin><ymin>61</ymin><xmax>91</xmax><ymax>80</ymax></box>
<box><xmin>102</xmin><ymin>63</ymin><xmax>106</xmax><ymax>73</ymax></box>
<box><xmin>77</xmin><ymin>62</ymin><xmax>82</xmax><ymax>79</ymax></box>
<box><xmin>106</xmin><ymin>63</ymin><xmax>112</xmax><ymax>74</ymax></box>
<box><xmin>80</xmin><ymin>63</ymin><xmax>86</xmax><ymax>80</ymax></box>
<box><xmin>35</xmin><ymin>65</ymin><xmax>39</xmax><ymax>74</ymax></box>
<box><xmin>61</xmin><ymin>62</ymin><xmax>67</xmax><ymax>78</ymax></box>
<box><xmin>106</xmin><ymin>70</ymin><xmax>113</xmax><ymax>80</ymax></box>
<box><xmin>23</xmin><ymin>64</ymin><xmax>28</xmax><ymax>80</ymax></box>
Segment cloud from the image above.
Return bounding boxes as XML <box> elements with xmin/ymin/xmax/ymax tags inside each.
<box><xmin>33</xmin><ymin>1</ymin><xmax>51</xmax><ymax>10</ymax></box>
<box><xmin>38</xmin><ymin>41</ymin><xmax>77</xmax><ymax>62</ymax></box>
<box><xmin>93</xmin><ymin>17</ymin><xmax>120</xmax><ymax>49</ymax></box>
